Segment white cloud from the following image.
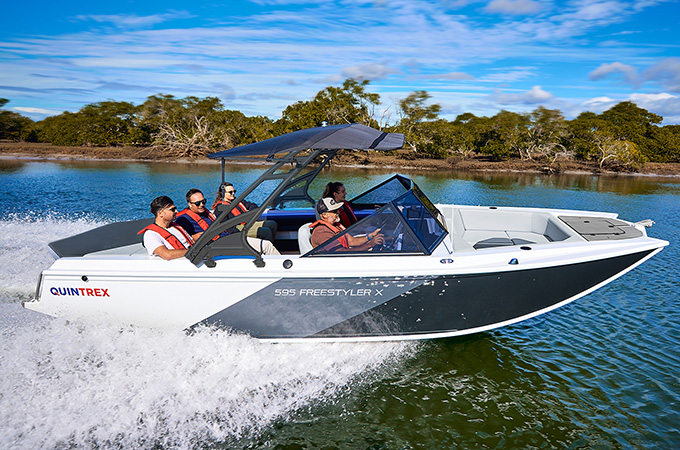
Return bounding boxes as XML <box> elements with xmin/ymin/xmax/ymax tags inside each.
<box><xmin>73</xmin><ymin>11</ymin><xmax>194</xmax><ymax>29</ymax></box>
<box><xmin>589</xmin><ymin>58</ymin><xmax>680</xmax><ymax>92</ymax></box>
<box><xmin>480</xmin><ymin>67</ymin><xmax>537</xmax><ymax>83</ymax></box>
<box><xmin>490</xmin><ymin>85</ymin><xmax>553</xmax><ymax>105</ymax></box>
<box><xmin>432</xmin><ymin>72</ymin><xmax>476</xmax><ymax>80</ymax></box>
<box><xmin>13</xmin><ymin>106</ymin><xmax>61</xmax><ymax>115</ymax></box>
<box><xmin>580</xmin><ymin>93</ymin><xmax>680</xmax><ymax>124</ymax></box>
<box><xmin>643</xmin><ymin>57</ymin><xmax>680</xmax><ymax>93</ymax></box>
<box><xmin>629</xmin><ymin>92</ymin><xmax>680</xmax><ymax>124</ymax></box>
<box><xmin>589</xmin><ymin>62</ymin><xmax>639</xmax><ymax>85</ymax></box>
<box><xmin>341</xmin><ymin>63</ymin><xmax>397</xmax><ymax>81</ymax></box>
<box><xmin>1</xmin><ymin>0</ymin><xmax>679</xmax><ymax>123</ymax></box>
<box><xmin>485</xmin><ymin>0</ymin><xmax>542</xmax><ymax>15</ymax></box>
<box><xmin>570</xmin><ymin>1</ymin><xmax>626</xmax><ymax>21</ymax></box>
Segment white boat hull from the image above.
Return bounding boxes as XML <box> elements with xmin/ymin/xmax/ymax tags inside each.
<box><xmin>25</xmin><ymin>204</ymin><xmax>668</xmax><ymax>342</ymax></box>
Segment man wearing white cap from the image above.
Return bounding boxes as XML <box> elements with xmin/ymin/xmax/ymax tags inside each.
<box><xmin>310</xmin><ymin>197</ymin><xmax>384</xmax><ymax>251</ymax></box>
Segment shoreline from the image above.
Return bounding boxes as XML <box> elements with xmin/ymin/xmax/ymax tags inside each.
<box><xmin>2</xmin><ymin>142</ymin><xmax>680</xmax><ymax>178</ymax></box>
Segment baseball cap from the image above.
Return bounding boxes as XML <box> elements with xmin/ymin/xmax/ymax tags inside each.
<box><xmin>316</xmin><ymin>197</ymin><xmax>344</xmax><ymax>215</ymax></box>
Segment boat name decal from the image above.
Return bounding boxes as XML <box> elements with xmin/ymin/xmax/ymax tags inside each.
<box><xmin>274</xmin><ymin>288</ymin><xmax>382</xmax><ymax>297</ymax></box>
<box><xmin>50</xmin><ymin>287</ymin><xmax>110</xmax><ymax>297</ymax></box>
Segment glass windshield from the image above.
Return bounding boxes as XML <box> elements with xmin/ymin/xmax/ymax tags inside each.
<box><xmin>350</xmin><ymin>174</ymin><xmax>412</xmax><ymax>207</ymax></box>
<box><xmin>306</xmin><ymin>189</ymin><xmax>448</xmax><ymax>257</ymax></box>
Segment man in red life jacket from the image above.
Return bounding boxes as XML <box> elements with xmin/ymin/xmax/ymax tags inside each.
<box><xmin>310</xmin><ymin>197</ymin><xmax>384</xmax><ymax>252</ymax></box>
<box><xmin>175</xmin><ymin>188</ymin><xmax>217</xmax><ymax>241</ymax></box>
<box><xmin>138</xmin><ymin>196</ymin><xmax>194</xmax><ymax>260</ymax></box>
<box><xmin>175</xmin><ymin>188</ymin><xmax>280</xmax><ymax>256</ymax></box>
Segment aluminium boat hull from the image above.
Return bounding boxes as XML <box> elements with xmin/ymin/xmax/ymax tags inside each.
<box><xmin>26</xmin><ymin>227</ymin><xmax>665</xmax><ymax>342</ymax></box>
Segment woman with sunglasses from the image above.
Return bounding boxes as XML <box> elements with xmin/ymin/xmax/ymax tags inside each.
<box><xmin>212</xmin><ymin>182</ymin><xmax>278</xmax><ymax>242</ymax></box>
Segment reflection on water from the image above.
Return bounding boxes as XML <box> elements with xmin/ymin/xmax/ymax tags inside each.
<box><xmin>0</xmin><ymin>160</ymin><xmax>678</xmax><ymax>449</ymax></box>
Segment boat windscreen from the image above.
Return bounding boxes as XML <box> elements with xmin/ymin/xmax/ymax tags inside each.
<box><xmin>393</xmin><ymin>191</ymin><xmax>448</xmax><ymax>253</ymax></box>
<box><xmin>350</xmin><ymin>175</ymin><xmax>412</xmax><ymax>207</ymax></box>
<box><xmin>307</xmin><ymin>191</ymin><xmax>448</xmax><ymax>256</ymax></box>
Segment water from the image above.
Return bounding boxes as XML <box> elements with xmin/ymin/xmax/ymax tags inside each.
<box><xmin>0</xmin><ymin>158</ymin><xmax>678</xmax><ymax>449</ymax></box>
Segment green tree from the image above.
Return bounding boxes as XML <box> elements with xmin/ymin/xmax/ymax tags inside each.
<box><xmin>137</xmin><ymin>94</ymin><xmax>234</xmax><ymax>157</ymax></box>
<box><xmin>0</xmin><ymin>99</ymin><xmax>34</xmax><ymax>141</ymax></box>
<box><xmin>78</xmin><ymin>100</ymin><xmax>138</xmax><ymax>145</ymax></box>
<box><xmin>650</xmin><ymin>125</ymin><xmax>680</xmax><ymax>162</ymax></box>
<box><xmin>600</xmin><ymin>101</ymin><xmax>662</xmax><ymax>161</ymax></box>
<box><xmin>479</xmin><ymin>110</ymin><xmax>529</xmax><ymax>160</ymax></box>
<box><xmin>568</xmin><ymin>111</ymin><xmax>643</xmax><ymax>169</ymax></box>
<box><xmin>275</xmin><ymin>79</ymin><xmax>381</xmax><ymax>134</ymax></box>
<box><xmin>396</xmin><ymin>90</ymin><xmax>441</xmax><ymax>153</ymax></box>
<box><xmin>450</xmin><ymin>113</ymin><xmax>485</xmax><ymax>158</ymax></box>
<box><xmin>524</xmin><ymin>107</ymin><xmax>571</xmax><ymax>163</ymax></box>
<box><xmin>34</xmin><ymin>112</ymin><xmax>89</xmax><ymax>145</ymax></box>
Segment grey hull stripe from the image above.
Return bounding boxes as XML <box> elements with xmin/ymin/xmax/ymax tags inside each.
<box><xmin>194</xmin><ymin>250</ymin><xmax>654</xmax><ymax>340</ymax></box>
<box><xmin>196</xmin><ymin>277</ymin><xmax>428</xmax><ymax>338</ymax></box>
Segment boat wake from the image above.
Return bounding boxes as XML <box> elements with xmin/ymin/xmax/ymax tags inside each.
<box><xmin>0</xmin><ymin>214</ymin><xmax>104</xmax><ymax>302</ymax></box>
<box><xmin>0</xmin><ymin>217</ymin><xmax>415</xmax><ymax>449</ymax></box>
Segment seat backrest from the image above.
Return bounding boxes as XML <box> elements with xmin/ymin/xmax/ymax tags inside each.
<box><xmin>297</xmin><ymin>222</ymin><xmax>314</xmax><ymax>255</ymax></box>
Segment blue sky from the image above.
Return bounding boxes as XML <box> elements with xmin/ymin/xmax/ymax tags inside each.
<box><xmin>2</xmin><ymin>0</ymin><xmax>680</xmax><ymax>124</ymax></box>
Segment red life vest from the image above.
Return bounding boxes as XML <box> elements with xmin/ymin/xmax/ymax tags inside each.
<box><xmin>228</xmin><ymin>202</ymin><xmax>249</xmax><ymax>216</ymax></box>
<box><xmin>338</xmin><ymin>203</ymin><xmax>358</xmax><ymax>228</ymax></box>
<box><xmin>176</xmin><ymin>208</ymin><xmax>216</xmax><ymax>231</ymax></box>
<box><xmin>215</xmin><ymin>201</ymin><xmax>249</xmax><ymax>228</ymax></box>
<box><xmin>138</xmin><ymin>223</ymin><xmax>194</xmax><ymax>250</ymax></box>
<box><xmin>309</xmin><ymin>220</ymin><xmax>349</xmax><ymax>248</ymax></box>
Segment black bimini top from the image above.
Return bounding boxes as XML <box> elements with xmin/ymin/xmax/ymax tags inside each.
<box><xmin>207</xmin><ymin>123</ymin><xmax>404</xmax><ymax>160</ymax></box>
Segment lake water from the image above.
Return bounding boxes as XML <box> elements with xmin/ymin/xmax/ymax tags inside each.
<box><xmin>0</xmin><ymin>158</ymin><xmax>678</xmax><ymax>449</ymax></box>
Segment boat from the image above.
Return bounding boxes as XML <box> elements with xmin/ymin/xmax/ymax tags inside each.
<box><xmin>23</xmin><ymin>123</ymin><xmax>669</xmax><ymax>342</ymax></box>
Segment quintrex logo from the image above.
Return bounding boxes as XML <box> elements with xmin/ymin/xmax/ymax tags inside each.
<box><xmin>50</xmin><ymin>287</ymin><xmax>110</xmax><ymax>297</ymax></box>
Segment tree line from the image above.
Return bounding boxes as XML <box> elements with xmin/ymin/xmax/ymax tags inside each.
<box><xmin>1</xmin><ymin>79</ymin><xmax>679</xmax><ymax>167</ymax></box>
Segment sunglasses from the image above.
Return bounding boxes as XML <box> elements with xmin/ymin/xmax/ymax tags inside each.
<box><xmin>190</xmin><ymin>199</ymin><xmax>207</xmax><ymax>206</ymax></box>
<box><xmin>224</xmin><ymin>190</ymin><xmax>236</xmax><ymax>195</ymax></box>
<box><xmin>166</xmin><ymin>206</ymin><xmax>177</xmax><ymax>212</ymax></box>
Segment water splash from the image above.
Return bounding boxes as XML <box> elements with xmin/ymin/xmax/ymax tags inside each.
<box><xmin>0</xmin><ymin>216</ymin><xmax>416</xmax><ymax>450</ymax></box>
<box><xmin>0</xmin><ymin>311</ymin><xmax>412</xmax><ymax>449</ymax></box>
<box><xmin>0</xmin><ymin>214</ymin><xmax>104</xmax><ymax>302</ymax></box>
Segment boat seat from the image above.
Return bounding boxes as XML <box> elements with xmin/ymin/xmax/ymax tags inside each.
<box><xmin>473</xmin><ymin>237</ymin><xmax>535</xmax><ymax>250</ymax></box>
<box><xmin>298</xmin><ymin>222</ymin><xmax>314</xmax><ymax>255</ymax></box>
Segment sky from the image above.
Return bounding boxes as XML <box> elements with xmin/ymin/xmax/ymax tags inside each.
<box><xmin>1</xmin><ymin>0</ymin><xmax>680</xmax><ymax>125</ymax></box>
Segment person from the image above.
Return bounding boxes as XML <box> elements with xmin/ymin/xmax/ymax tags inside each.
<box><xmin>138</xmin><ymin>196</ymin><xmax>194</xmax><ymax>260</ymax></box>
<box><xmin>310</xmin><ymin>197</ymin><xmax>384</xmax><ymax>252</ymax></box>
<box><xmin>212</xmin><ymin>182</ymin><xmax>278</xmax><ymax>242</ymax></box>
<box><xmin>322</xmin><ymin>182</ymin><xmax>357</xmax><ymax>227</ymax></box>
<box><xmin>175</xmin><ymin>188</ymin><xmax>217</xmax><ymax>241</ymax></box>
<box><xmin>176</xmin><ymin>188</ymin><xmax>280</xmax><ymax>256</ymax></box>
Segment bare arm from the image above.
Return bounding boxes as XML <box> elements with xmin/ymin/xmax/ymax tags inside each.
<box><xmin>347</xmin><ymin>228</ymin><xmax>384</xmax><ymax>248</ymax></box>
<box><xmin>152</xmin><ymin>246</ymin><xmax>188</xmax><ymax>261</ymax></box>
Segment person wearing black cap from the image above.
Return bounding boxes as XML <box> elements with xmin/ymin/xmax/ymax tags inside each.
<box><xmin>310</xmin><ymin>197</ymin><xmax>384</xmax><ymax>251</ymax></box>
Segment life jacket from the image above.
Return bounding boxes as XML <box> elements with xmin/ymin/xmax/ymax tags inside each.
<box><xmin>215</xmin><ymin>201</ymin><xmax>250</xmax><ymax>228</ymax></box>
<box><xmin>176</xmin><ymin>208</ymin><xmax>216</xmax><ymax>231</ymax></box>
<box><xmin>338</xmin><ymin>203</ymin><xmax>358</xmax><ymax>228</ymax></box>
<box><xmin>228</xmin><ymin>202</ymin><xmax>249</xmax><ymax>216</ymax></box>
<box><xmin>309</xmin><ymin>220</ymin><xmax>349</xmax><ymax>248</ymax></box>
<box><xmin>138</xmin><ymin>223</ymin><xmax>194</xmax><ymax>250</ymax></box>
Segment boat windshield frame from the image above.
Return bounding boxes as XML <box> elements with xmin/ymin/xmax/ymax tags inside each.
<box><xmin>305</xmin><ymin>180</ymin><xmax>448</xmax><ymax>257</ymax></box>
